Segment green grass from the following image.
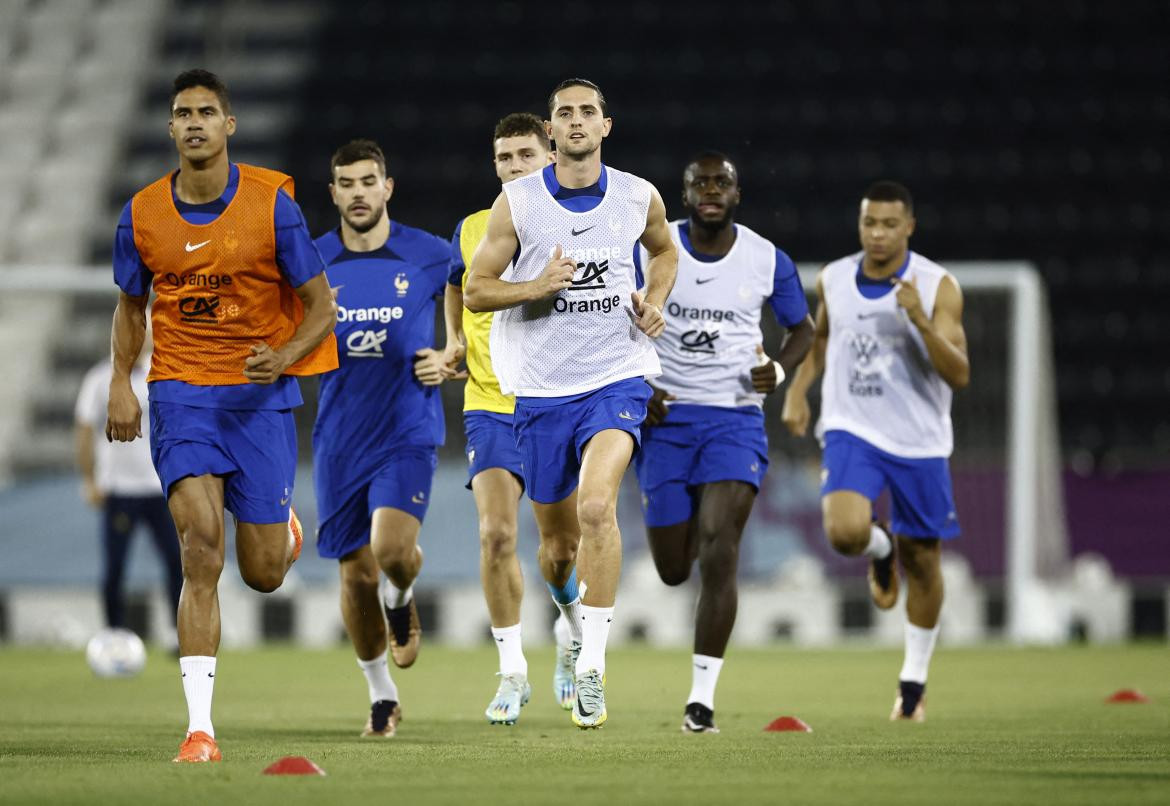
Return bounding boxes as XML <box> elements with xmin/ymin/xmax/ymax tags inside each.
<box><xmin>1</xmin><ymin>643</ymin><xmax>1168</xmax><ymax>805</ymax></box>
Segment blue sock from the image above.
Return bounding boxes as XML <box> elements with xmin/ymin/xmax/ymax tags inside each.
<box><xmin>546</xmin><ymin>568</ymin><xmax>580</xmax><ymax>605</ymax></box>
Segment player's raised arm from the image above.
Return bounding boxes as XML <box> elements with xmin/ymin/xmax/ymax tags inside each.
<box><xmin>894</xmin><ymin>273</ymin><xmax>969</xmax><ymax>390</ymax></box>
<box><xmin>634</xmin><ymin>187</ymin><xmax>678</xmax><ymax>335</ymax></box>
<box><xmin>244</xmin><ymin>273</ymin><xmax>336</xmax><ymax>384</ymax></box>
<box><xmin>106</xmin><ymin>292</ymin><xmax>148</xmax><ymax>443</ymax></box>
<box><xmin>464</xmin><ymin>192</ymin><xmax>574</xmax><ymax>312</ymax></box>
<box><xmin>782</xmin><ymin>272</ymin><xmax>829</xmax><ymax>437</ymax></box>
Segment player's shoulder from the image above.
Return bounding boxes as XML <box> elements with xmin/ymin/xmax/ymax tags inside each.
<box><xmin>504</xmin><ymin>170</ymin><xmax>545</xmax><ymax>193</ymax></box>
<box><xmin>237</xmin><ymin>163</ymin><xmax>294</xmax><ymax>192</ymax></box>
<box><xmin>823</xmin><ymin>252</ymin><xmax>862</xmax><ymax>275</ymax></box>
<box><xmin>461</xmin><ymin>208</ymin><xmax>492</xmax><ymax>231</ymax></box>
<box><xmin>731</xmin><ymin>222</ymin><xmax>780</xmax><ymax>254</ymax></box>
<box><xmin>313</xmin><ymin>228</ymin><xmax>345</xmax><ymax>263</ymax></box>
<box><xmin>908</xmin><ymin>251</ymin><xmax>953</xmax><ymax>282</ymax></box>
<box><xmin>389</xmin><ymin>221</ymin><xmax>451</xmax><ymax>264</ymax></box>
<box><xmin>458</xmin><ymin>208</ymin><xmax>492</xmax><ymax>243</ymax></box>
<box><xmin>607</xmin><ymin>164</ymin><xmax>654</xmax><ymax>192</ymax></box>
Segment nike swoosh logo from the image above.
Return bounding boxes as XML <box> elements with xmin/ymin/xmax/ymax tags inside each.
<box><xmin>576</xmin><ymin>694</ymin><xmax>594</xmax><ymax>717</ymax></box>
<box><xmin>411</xmin><ymin>494</ymin><xmax>426</xmax><ymax>504</ymax></box>
<box><xmin>571</xmin><ymin>226</ymin><xmax>595</xmax><ymax>236</ymax></box>
<box><xmin>618</xmin><ymin>412</ymin><xmax>636</xmax><ymax>421</ymax></box>
<box><xmin>185</xmin><ymin>240</ymin><xmax>211</xmax><ymax>252</ymax></box>
<box><xmin>695</xmin><ymin>664</ymin><xmax>708</xmax><ymax>670</ymax></box>
<box><xmin>695</xmin><ymin>277</ymin><xmax>715</xmax><ymax>285</ymax></box>
<box><xmin>208</xmin><ymin>673</ymin><xmax>215</xmax><ymax>678</ymax></box>
<box><xmin>280</xmin><ymin>496</ymin><xmax>290</xmax><ymax>506</ymax></box>
<box><xmin>857</xmin><ymin>312</ymin><xmax>880</xmax><ymax>320</ymax></box>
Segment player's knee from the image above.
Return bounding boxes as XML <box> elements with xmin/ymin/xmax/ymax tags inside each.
<box><xmin>340</xmin><ymin>562</ymin><xmax>379</xmax><ymax>599</ymax></box>
<box><xmin>479</xmin><ymin>519</ymin><xmax>517</xmax><ymax>562</ymax></box>
<box><xmin>241</xmin><ymin>564</ymin><xmax>284</xmax><ymax>594</ymax></box>
<box><xmin>178</xmin><ymin>524</ymin><xmax>223</xmax><ymax>582</ymax></box>
<box><xmin>376</xmin><ymin>538</ymin><xmax>418</xmax><ymax>571</ymax></box>
<box><xmin>699</xmin><ymin>537</ymin><xmax>739</xmax><ymax>580</ymax></box>
<box><xmin>900</xmin><ymin>540</ymin><xmax>941</xmax><ymax>581</ymax></box>
<box><xmin>656</xmin><ymin>561</ymin><xmax>691</xmax><ymax>587</ymax></box>
<box><xmin>576</xmin><ymin>496</ymin><xmax>616</xmax><ymax>535</ymax></box>
<box><xmin>824</xmin><ymin>518</ymin><xmax>868</xmax><ymax>556</ymax></box>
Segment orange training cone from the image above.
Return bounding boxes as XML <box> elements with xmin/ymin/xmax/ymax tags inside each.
<box><xmin>263</xmin><ymin>756</ymin><xmax>326</xmax><ymax>775</ymax></box>
<box><xmin>1106</xmin><ymin>689</ymin><xmax>1150</xmax><ymax>704</ymax></box>
<box><xmin>764</xmin><ymin>716</ymin><xmax>813</xmax><ymax>732</ymax></box>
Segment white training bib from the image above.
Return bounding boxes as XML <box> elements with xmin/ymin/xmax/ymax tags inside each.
<box><xmin>641</xmin><ymin>221</ymin><xmax>776</xmax><ymax>408</ymax></box>
<box><xmin>817</xmin><ymin>251</ymin><xmax>954</xmax><ymax>458</ymax></box>
<box><xmin>490</xmin><ymin>167</ymin><xmax>660</xmax><ymax>397</ymax></box>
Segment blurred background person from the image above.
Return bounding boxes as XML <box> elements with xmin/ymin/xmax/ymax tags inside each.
<box><xmin>74</xmin><ymin>326</ymin><xmax>181</xmax><ymax>636</ymax></box>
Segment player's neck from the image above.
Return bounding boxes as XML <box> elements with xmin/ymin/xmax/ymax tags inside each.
<box><xmin>554</xmin><ymin>152</ymin><xmax>602</xmax><ymax>189</ymax></box>
<box><xmin>340</xmin><ymin>211</ymin><xmax>391</xmax><ymax>252</ymax></box>
<box><xmin>861</xmin><ymin>247</ymin><xmax>909</xmax><ymax>280</ymax></box>
<box><xmin>687</xmin><ymin>216</ymin><xmax>736</xmax><ymax>257</ymax></box>
<box><xmin>174</xmin><ymin>153</ymin><xmax>231</xmax><ymax>204</ymax></box>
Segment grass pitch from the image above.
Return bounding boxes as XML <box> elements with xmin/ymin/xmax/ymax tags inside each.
<box><xmin>1</xmin><ymin>643</ymin><xmax>1167</xmax><ymax>805</ymax></box>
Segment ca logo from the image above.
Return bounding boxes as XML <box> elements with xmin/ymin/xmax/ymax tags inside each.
<box><xmin>346</xmin><ymin>328</ymin><xmax>387</xmax><ymax>358</ymax></box>
<box><xmin>571</xmin><ymin>259</ymin><xmax>609</xmax><ymax>290</ymax></box>
<box><xmin>178</xmin><ymin>296</ymin><xmax>220</xmax><ymax>324</ymax></box>
<box><xmin>680</xmin><ymin>329</ymin><xmax>719</xmax><ymax>354</ymax></box>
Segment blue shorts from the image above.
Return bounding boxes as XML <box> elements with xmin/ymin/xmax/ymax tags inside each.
<box><xmin>149</xmin><ymin>400</ymin><xmax>296</xmax><ymax>524</ymax></box>
<box><xmin>463</xmin><ymin>411</ymin><xmax>524</xmax><ymax>492</ymax></box>
<box><xmin>513</xmin><ymin>377</ymin><xmax>652</xmax><ymax>504</ymax></box>
<box><xmin>636</xmin><ymin>404</ymin><xmax>768</xmax><ymax>528</ymax></box>
<box><xmin>821</xmin><ymin>430</ymin><xmax>960</xmax><ymax>539</ymax></box>
<box><xmin>315</xmin><ymin>446</ymin><xmax>438</xmax><ymax>560</ymax></box>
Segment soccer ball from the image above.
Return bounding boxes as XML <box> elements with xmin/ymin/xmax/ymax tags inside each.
<box><xmin>85</xmin><ymin>628</ymin><xmax>147</xmax><ymax>678</ymax></box>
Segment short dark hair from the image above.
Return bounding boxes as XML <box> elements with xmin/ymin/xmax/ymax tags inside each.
<box><xmin>686</xmin><ymin>150</ymin><xmax>737</xmax><ymax>175</ymax></box>
<box><xmin>493</xmin><ymin>112</ymin><xmax>550</xmax><ymax>151</ymax></box>
<box><xmin>547</xmin><ymin>78</ymin><xmax>608</xmax><ymax>116</ymax></box>
<box><xmin>330</xmin><ymin>139</ymin><xmax>388</xmax><ymax>176</ymax></box>
<box><xmin>862</xmin><ymin>180</ymin><xmax>913</xmax><ymax>213</ymax></box>
<box><xmin>171</xmin><ymin>69</ymin><xmax>231</xmax><ymax>115</ymax></box>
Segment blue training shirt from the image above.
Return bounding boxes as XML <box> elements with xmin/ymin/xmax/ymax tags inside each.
<box><xmin>112</xmin><ymin>163</ymin><xmax>327</xmax><ymax>409</ymax></box>
<box><xmin>312</xmin><ymin>223</ymin><xmax>450</xmax><ymax>481</ymax></box>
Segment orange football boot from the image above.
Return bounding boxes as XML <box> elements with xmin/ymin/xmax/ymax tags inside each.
<box><xmin>288</xmin><ymin>506</ymin><xmax>303</xmax><ymax>564</ymax></box>
<box><xmin>173</xmin><ymin>730</ymin><xmax>222</xmax><ymax>762</ymax></box>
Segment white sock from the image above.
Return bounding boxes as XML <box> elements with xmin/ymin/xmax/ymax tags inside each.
<box><xmin>554</xmin><ymin>597</ymin><xmax>584</xmax><ymax>643</ymax></box>
<box><xmin>575</xmin><ymin>604</ymin><xmax>614</xmax><ymax>677</ymax></box>
<box><xmin>179</xmin><ymin>655</ymin><xmax>216</xmax><ymax>737</ymax></box>
<box><xmin>356</xmin><ymin>650</ymin><xmax>398</xmax><ymax>703</ymax></box>
<box><xmin>863</xmin><ymin>524</ymin><xmax>892</xmax><ymax>559</ymax></box>
<box><xmin>686</xmin><ymin>654</ymin><xmax>724</xmax><ymax>710</ymax></box>
<box><xmin>899</xmin><ymin>622</ymin><xmax>940</xmax><ymax>683</ymax></box>
<box><xmin>491</xmin><ymin>623</ymin><xmax>527</xmax><ymax>677</ymax></box>
<box><xmin>553</xmin><ymin>613</ymin><xmax>571</xmax><ymax>648</ymax></box>
<box><xmin>384</xmin><ymin>581</ymin><xmax>413</xmax><ymax>610</ymax></box>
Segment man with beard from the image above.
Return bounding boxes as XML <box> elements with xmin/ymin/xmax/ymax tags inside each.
<box><xmin>465</xmin><ymin>79</ymin><xmax>678</xmax><ymax>729</ymax></box>
<box><xmin>634</xmin><ymin>152</ymin><xmax>814</xmax><ymax>733</ymax></box>
<box><xmin>312</xmin><ymin>139</ymin><xmax>452</xmax><ymax>737</ymax></box>
<box><xmin>441</xmin><ymin>112</ymin><xmax>578</xmax><ymax>725</ymax></box>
